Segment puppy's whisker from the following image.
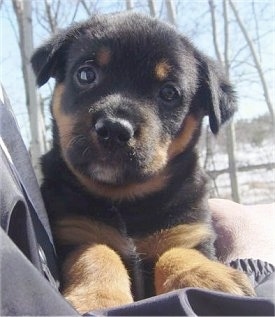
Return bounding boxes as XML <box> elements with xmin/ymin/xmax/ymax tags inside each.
<box><xmin>67</xmin><ymin>135</ymin><xmax>87</xmax><ymax>148</ymax></box>
<box><xmin>82</xmin><ymin>147</ymin><xmax>91</xmax><ymax>158</ymax></box>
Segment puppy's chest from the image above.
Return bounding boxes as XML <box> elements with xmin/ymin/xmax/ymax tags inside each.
<box><xmin>54</xmin><ymin>207</ymin><xmax>212</xmax><ymax>263</ymax></box>
<box><xmin>54</xmin><ymin>204</ymin><xmax>213</xmax><ymax>299</ymax></box>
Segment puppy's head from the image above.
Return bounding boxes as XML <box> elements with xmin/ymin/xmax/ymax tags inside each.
<box><xmin>32</xmin><ymin>12</ymin><xmax>236</xmax><ymax>199</ymax></box>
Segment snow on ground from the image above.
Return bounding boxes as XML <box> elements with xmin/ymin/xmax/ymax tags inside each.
<box><xmin>200</xmin><ymin>139</ymin><xmax>274</xmax><ymax>205</ymax></box>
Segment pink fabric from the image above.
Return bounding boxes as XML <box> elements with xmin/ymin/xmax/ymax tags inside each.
<box><xmin>209</xmin><ymin>199</ymin><xmax>275</xmax><ymax>265</ymax></box>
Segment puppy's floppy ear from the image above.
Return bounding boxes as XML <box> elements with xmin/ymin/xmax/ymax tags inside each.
<box><xmin>196</xmin><ymin>53</ymin><xmax>237</xmax><ymax>134</ymax></box>
<box><xmin>31</xmin><ymin>30</ymin><xmax>74</xmax><ymax>87</ymax></box>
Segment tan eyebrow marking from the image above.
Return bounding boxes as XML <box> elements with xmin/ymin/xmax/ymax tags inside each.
<box><xmin>155</xmin><ymin>60</ymin><xmax>172</xmax><ymax>80</ymax></box>
<box><xmin>96</xmin><ymin>47</ymin><xmax>111</xmax><ymax>66</ymax></box>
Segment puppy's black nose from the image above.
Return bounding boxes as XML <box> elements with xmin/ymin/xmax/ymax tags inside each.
<box><xmin>95</xmin><ymin>118</ymin><xmax>134</xmax><ymax>143</ymax></box>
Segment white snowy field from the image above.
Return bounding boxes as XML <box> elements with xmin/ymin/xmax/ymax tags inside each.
<box><xmin>201</xmin><ymin>138</ymin><xmax>274</xmax><ymax>205</ymax></box>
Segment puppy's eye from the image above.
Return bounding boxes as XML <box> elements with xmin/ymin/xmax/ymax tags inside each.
<box><xmin>76</xmin><ymin>66</ymin><xmax>97</xmax><ymax>85</ymax></box>
<box><xmin>159</xmin><ymin>84</ymin><xmax>180</xmax><ymax>103</ymax></box>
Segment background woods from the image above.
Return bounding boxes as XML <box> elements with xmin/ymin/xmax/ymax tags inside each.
<box><xmin>1</xmin><ymin>0</ymin><xmax>274</xmax><ymax>204</ymax></box>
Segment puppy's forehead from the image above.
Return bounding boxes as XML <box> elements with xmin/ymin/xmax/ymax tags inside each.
<box><xmin>69</xmin><ymin>14</ymin><xmax>186</xmax><ymax>73</ymax></box>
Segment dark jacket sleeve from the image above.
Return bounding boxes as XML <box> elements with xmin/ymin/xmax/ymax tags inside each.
<box><xmin>230</xmin><ymin>258</ymin><xmax>275</xmax><ymax>301</ymax></box>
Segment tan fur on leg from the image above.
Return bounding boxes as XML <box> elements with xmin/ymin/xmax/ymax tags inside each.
<box><xmin>62</xmin><ymin>244</ymin><xmax>133</xmax><ymax>314</ymax></box>
<box><xmin>155</xmin><ymin>248</ymin><xmax>255</xmax><ymax>296</ymax></box>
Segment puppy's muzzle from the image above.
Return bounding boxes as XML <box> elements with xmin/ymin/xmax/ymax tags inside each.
<box><xmin>95</xmin><ymin>117</ymin><xmax>135</xmax><ymax>144</ymax></box>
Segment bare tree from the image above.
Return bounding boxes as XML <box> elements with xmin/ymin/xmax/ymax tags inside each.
<box><xmin>208</xmin><ymin>0</ymin><xmax>240</xmax><ymax>202</ymax></box>
<box><xmin>43</xmin><ymin>0</ymin><xmax>58</xmax><ymax>33</ymax></box>
<box><xmin>165</xmin><ymin>0</ymin><xmax>176</xmax><ymax>25</ymax></box>
<box><xmin>223</xmin><ymin>0</ymin><xmax>240</xmax><ymax>202</ymax></box>
<box><xmin>148</xmin><ymin>0</ymin><xmax>157</xmax><ymax>17</ymax></box>
<box><xmin>125</xmin><ymin>0</ymin><xmax>134</xmax><ymax>11</ymax></box>
<box><xmin>5</xmin><ymin>0</ymin><xmax>273</xmax><ymax>203</ymax></box>
<box><xmin>12</xmin><ymin>0</ymin><xmax>46</xmax><ymax>182</ymax></box>
<box><xmin>228</xmin><ymin>0</ymin><xmax>274</xmax><ymax>124</ymax></box>
<box><xmin>81</xmin><ymin>0</ymin><xmax>92</xmax><ymax>16</ymax></box>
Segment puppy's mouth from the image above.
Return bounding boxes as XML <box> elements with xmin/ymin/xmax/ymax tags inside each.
<box><xmin>59</xmin><ymin>101</ymin><xmax>170</xmax><ymax>188</ymax></box>
<box><xmin>63</xmin><ymin>133</ymin><xmax>159</xmax><ymax>187</ymax></box>
<box><xmin>87</xmin><ymin>164</ymin><xmax>123</xmax><ymax>185</ymax></box>
<box><xmin>64</xmin><ymin>130</ymin><xmax>169</xmax><ymax>188</ymax></box>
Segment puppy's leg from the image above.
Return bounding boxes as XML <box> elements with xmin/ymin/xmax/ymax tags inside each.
<box><xmin>62</xmin><ymin>244</ymin><xmax>133</xmax><ymax>313</ymax></box>
<box><xmin>155</xmin><ymin>248</ymin><xmax>255</xmax><ymax>296</ymax></box>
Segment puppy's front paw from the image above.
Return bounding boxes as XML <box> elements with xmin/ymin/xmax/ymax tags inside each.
<box><xmin>62</xmin><ymin>244</ymin><xmax>133</xmax><ymax>313</ymax></box>
<box><xmin>64</xmin><ymin>288</ymin><xmax>133</xmax><ymax>314</ymax></box>
<box><xmin>155</xmin><ymin>248</ymin><xmax>255</xmax><ymax>296</ymax></box>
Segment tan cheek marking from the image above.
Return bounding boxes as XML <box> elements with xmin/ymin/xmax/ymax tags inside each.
<box><xmin>52</xmin><ymin>84</ymin><xmax>76</xmax><ymax>154</ymax></box>
<box><xmin>96</xmin><ymin>47</ymin><xmax>111</xmax><ymax>66</ymax></box>
<box><xmin>135</xmin><ymin>223</ymin><xmax>212</xmax><ymax>261</ymax></box>
<box><xmin>167</xmin><ymin>115</ymin><xmax>199</xmax><ymax>160</ymax></box>
<box><xmin>136</xmin><ymin>111</ymin><xmax>170</xmax><ymax>176</ymax></box>
<box><xmin>54</xmin><ymin>216</ymin><xmax>133</xmax><ymax>259</ymax></box>
<box><xmin>150</xmin><ymin>143</ymin><xmax>169</xmax><ymax>171</ymax></box>
<box><xmin>155</xmin><ymin>61</ymin><xmax>171</xmax><ymax>81</ymax></box>
<box><xmin>144</xmin><ymin>141</ymin><xmax>170</xmax><ymax>175</ymax></box>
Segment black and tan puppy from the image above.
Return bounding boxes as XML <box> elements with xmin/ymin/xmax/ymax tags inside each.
<box><xmin>31</xmin><ymin>12</ymin><xmax>254</xmax><ymax>313</ymax></box>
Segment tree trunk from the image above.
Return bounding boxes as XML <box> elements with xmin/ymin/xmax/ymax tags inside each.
<box><xmin>125</xmin><ymin>0</ymin><xmax>133</xmax><ymax>11</ymax></box>
<box><xmin>12</xmin><ymin>0</ymin><xmax>46</xmax><ymax>183</ymax></box>
<box><xmin>223</xmin><ymin>0</ymin><xmax>240</xmax><ymax>202</ymax></box>
<box><xmin>225</xmin><ymin>122</ymin><xmax>240</xmax><ymax>202</ymax></box>
<box><xmin>148</xmin><ymin>0</ymin><xmax>157</xmax><ymax>17</ymax></box>
<box><xmin>208</xmin><ymin>0</ymin><xmax>240</xmax><ymax>202</ymax></box>
<box><xmin>165</xmin><ymin>0</ymin><xmax>177</xmax><ymax>25</ymax></box>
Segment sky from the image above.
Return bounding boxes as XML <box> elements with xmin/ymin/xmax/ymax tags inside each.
<box><xmin>1</xmin><ymin>0</ymin><xmax>274</xmax><ymax>146</ymax></box>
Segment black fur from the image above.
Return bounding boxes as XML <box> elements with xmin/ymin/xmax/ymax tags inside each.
<box><xmin>32</xmin><ymin>12</ymin><xmax>236</xmax><ymax>299</ymax></box>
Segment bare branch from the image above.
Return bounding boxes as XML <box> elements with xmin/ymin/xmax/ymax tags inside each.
<box><xmin>251</xmin><ymin>0</ymin><xmax>262</xmax><ymax>61</ymax></box>
<box><xmin>44</xmin><ymin>0</ymin><xmax>57</xmax><ymax>33</ymax></box>
<box><xmin>208</xmin><ymin>162</ymin><xmax>275</xmax><ymax>179</ymax></box>
<box><xmin>208</xmin><ymin>0</ymin><xmax>222</xmax><ymax>63</ymax></box>
<box><xmin>125</xmin><ymin>0</ymin><xmax>134</xmax><ymax>11</ymax></box>
<box><xmin>223</xmin><ymin>0</ymin><xmax>240</xmax><ymax>202</ymax></box>
<box><xmin>54</xmin><ymin>0</ymin><xmax>61</xmax><ymax>23</ymax></box>
<box><xmin>223</xmin><ymin>0</ymin><xmax>229</xmax><ymax>75</ymax></box>
<box><xmin>230</xmin><ymin>43</ymin><xmax>249</xmax><ymax>65</ymax></box>
<box><xmin>148</xmin><ymin>0</ymin><xmax>157</xmax><ymax>17</ymax></box>
<box><xmin>34</xmin><ymin>2</ymin><xmax>52</xmax><ymax>34</ymax></box>
<box><xmin>71</xmin><ymin>0</ymin><xmax>81</xmax><ymax>22</ymax></box>
<box><xmin>80</xmin><ymin>0</ymin><xmax>100</xmax><ymax>17</ymax></box>
<box><xmin>165</xmin><ymin>0</ymin><xmax>177</xmax><ymax>26</ymax></box>
<box><xmin>228</xmin><ymin>0</ymin><xmax>274</xmax><ymax>122</ymax></box>
<box><xmin>4</xmin><ymin>1</ymin><xmax>20</xmax><ymax>43</ymax></box>
<box><xmin>11</xmin><ymin>0</ymin><xmax>46</xmax><ymax>180</ymax></box>
<box><xmin>80</xmin><ymin>0</ymin><xmax>92</xmax><ymax>16</ymax></box>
